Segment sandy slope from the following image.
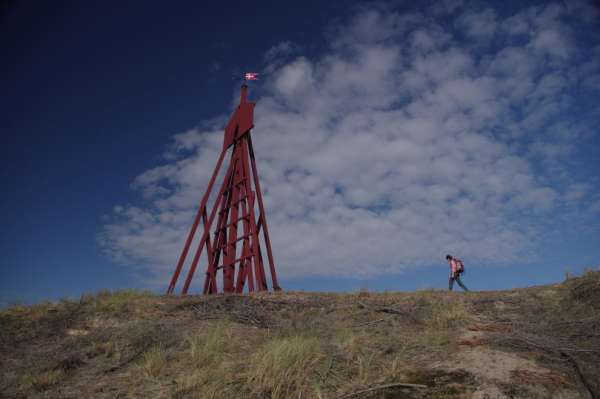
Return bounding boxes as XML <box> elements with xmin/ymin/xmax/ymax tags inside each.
<box><xmin>1</xmin><ymin>271</ymin><xmax>598</xmax><ymax>398</ymax></box>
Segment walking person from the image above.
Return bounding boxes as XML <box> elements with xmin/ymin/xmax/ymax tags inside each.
<box><xmin>446</xmin><ymin>254</ymin><xmax>469</xmax><ymax>291</ymax></box>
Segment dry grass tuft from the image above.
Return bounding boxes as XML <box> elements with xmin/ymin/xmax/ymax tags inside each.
<box><xmin>19</xmin><ymin>369</ymin><xmax>65</xmax><ymax>392</ymax></box>
<box><xmin>171</xmin><ymin>323</ymin><xmax>243</xmax><ymax>399</ymax></box>
<box><xmin>172</xmin><ymin>367</ymin><xmax>242</xmax><ymax>399</ymax></box>
<box><xmin>421</xmin><ymin>292</ymin><xmax>471</xmax><ymax>329</ymax></box>
<box><xmin>188</xmin><ymin>322</ymin><xmax>230</xmax><ymax>366</ymax></box>
<box><xmin>403</xmin><ymin>291</ymin><xmax>473</xmax><ymax>348</ymax></box>
<box><xmin>247</xmin><ymin>336</ymin><xmax>326</xmax><ymax>399</ymax></box>
<box><xmin>568</xmin><ymin>267</ymin><xmax>600</xmax><ymax>306</ymax></box>
<box><xmin>139</xmin><ymin>344</ymin><xmax>167</xmax><ymax>379</ymax></box>
<box><xmin>90</xmin><ymin>289</ymin><xmax>154</xmax><ymax>315</ymax></box>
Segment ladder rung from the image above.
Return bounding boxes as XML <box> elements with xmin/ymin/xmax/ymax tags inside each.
<box><xmin>216</xmin><ymin>196</ymin><xmax>249</xmax><ymax>213</ymax></box>
<box><xmin>232</xmin><ymin>215</ymin><xmax>249</xmax><ymax>224</ymax></box>
<box><xmin>216</xmin><ymin>216</ymin><xmax>250</xmax><ymax>231</ymax></box>
<box><xmin>235</xmin><ymin>254</ymin><xmax>253</xmax><ymax>263</ymax></box>
<box><xmin>234</xmin><ymin>195</ymin><xmax>249</xmax><ymax>205</ymax></box>
<box><xmin>234</xmin><ymin>234</ymin><xmax>250</xmax><ymax>243</ymax></box>
<box><xmin>218</xmin><ymin>253</ymin><xmax>254</xmax><ymax>269</ymax></box>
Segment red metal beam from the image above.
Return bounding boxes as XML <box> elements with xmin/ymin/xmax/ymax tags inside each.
<box><xmin>167</xmin><ymin>148</ymin><xmax>226</xmax><ymax>294</ymax></box>
<box><xmin>248</xmin><ymin>135</ymin><xmax>280</xmax><ymax>290</ymax></box>
<box><xmin>167</xmin><ymin>83</ymin><xmax>281</xmax><ymax>295</ymax></box>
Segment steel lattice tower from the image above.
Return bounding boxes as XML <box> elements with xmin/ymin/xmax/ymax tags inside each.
<box><xmin>167</xmin><ymin>83</ymin><xmax>280</xmax><ymax>295</ymax></box>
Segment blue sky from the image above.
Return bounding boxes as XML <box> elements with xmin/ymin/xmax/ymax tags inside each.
<box><xmin>2</xmin><ymin>0</ymin><xmax>599</xmax><ymax>306</ymax></box>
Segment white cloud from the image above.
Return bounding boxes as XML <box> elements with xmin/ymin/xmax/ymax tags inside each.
<box><xmin>99</xmin><ymin>2</ymin><xmax>600</xmax><ymax>287</ymax></box>
<box><xmin>455</xmin><ymin>8</ymin><xmax>497</xmax><ymax>39</ymax></box>
<box><xmin>272</xmin><ymin>57</ymin><xmax>315</xmax><ymax>99</ymax></box>
<box><xmin>563</xmin><ymin>183</ymin><xmax>592</xmax><ymax>204</ymax></box>
<box><xmin>265</xmin><ymin>41</ymin><xmax>295</xmax><ymax>62</ymax></box>
<box><xmin>264</xmin><ymin>41</ymin><xmax>298</xmax><ymax>73</ymax></box>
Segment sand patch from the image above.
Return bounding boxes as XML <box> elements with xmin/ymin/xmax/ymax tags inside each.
<box><xmin>442</xmin><ymin>325</ymin><xmax>581</xmax><ymax>398</ymax></box>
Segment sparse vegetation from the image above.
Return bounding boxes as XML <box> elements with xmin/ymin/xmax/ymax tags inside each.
<box><xmin>89</xmin><ymin>289</ymin><xmax>155</xmax><ymax>315</ymax></box>
<box><xmin>1</xmin><ymin>270</ymin><xmax>599</xmax><ymax>398</ymax></box>
<box><xmin>422</xmin><ymin>292</ymin><xmax>470</xmax><ymax>330</ymax></box>
<box><xmin>140</xmin><ymin>344</ymin><xmax>167</xmax><ymax>379</ymax></box>
<box><xmin>247</xmin><ymin>336</ymin><xmax>326</xmax><ymax>398</ymax></box>
<box><xmin>19</xmin><ymin>368</ymin><xmax>64</xmax><ymax>392</ymax></box>
<box><xmin>188</xmin><ymin>322</ymin><xmax>230</xmax><ymax>365</ymax></box>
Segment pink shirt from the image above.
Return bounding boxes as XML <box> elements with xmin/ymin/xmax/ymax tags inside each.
<box><xmin>448</xmin><ymin>259</ymin><xmax>460</xmax><ymax>275</ymax></box>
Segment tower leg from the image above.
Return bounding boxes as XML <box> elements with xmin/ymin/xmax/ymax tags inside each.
<box><xmin>203</xmin><ymin>182</ymin><xmax>231</xmax><ymax>294</ymax></box>
<box><xmin>224</xmin><ymin>148</ymin><xmax>242</xmax><ymax>293</ymax></box>
<box><xmin>247</xmin><ymin>135</ymin><xmax>281</xmax><ymax>290</ymax></box>
<box><xmin>167</xmin><ymin>149</ymin><xmax>226</xmax><ymax>294</ymax></box>
<box><xmin>240</xmin><ymin>139</ymin><xmax>268</xmax><ymax>291</ymax></box>
<box><xmin>181</xmin><ymin>156</ymin><xmax>236</xmax><ymax>294</ymax></box>
<box><xmin>167</xmin><ymin>84</ymin><xmax>279</xmax><ymax>295</ymax></box>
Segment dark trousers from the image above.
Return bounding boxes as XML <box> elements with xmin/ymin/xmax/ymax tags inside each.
<box><xmin>449</xmin><ymin>274</ymin><xmax>468</xmax><ymax>291</ymax></box>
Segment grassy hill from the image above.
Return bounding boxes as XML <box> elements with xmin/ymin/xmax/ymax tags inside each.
<box><xmin>1</xmin><ymin>270</ymin><xmax>599</xmax><ymax>398</ymax></box>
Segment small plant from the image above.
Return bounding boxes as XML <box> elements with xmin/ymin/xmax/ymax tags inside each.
<box><xmin>564</xmin><ymin>269</ymin><xmax>574</xmax><ymax>280</ymax></box>
<box><xmin>124</xmin><ymin>319</ymin><xmax>170</xmax><ymax>353</ymax></box>
<box><xmin>20</xmin><ymin>369</ymin><xmax>64</xmax><ymax>392</ymax></box>
<box><xmin>386</xmin><ymin>356</ymin><xmax>406</xmax><ymax>380</ymax></box>
<box><xmin>140</xmin><ymin>344</ymin><xmax>166</xmax><ymax>379</ymax></box>
<box><xmin>104</xmin><ymin>339</ymin><xmax>120</xmax><ymax>359</ymax></box>
<box><xmin>188</xmin><ymin>323</ymin><xmax>230</xmax><ymax>367</ymax></box>
<box><xmin>91</xmin><ymin>289</ymin><xmax>154</xmax><ymax>315</ymax></box>
<box><xmin>333</xmin><ymin>326</ymin><xmax>358</xmax><ymax>351</ymax></box>
<box><xmin>567</xmin><ymin>267</ymin><xmax>600</xmax><ymax>307</ymax></box>
<box><xmin>582</xmin><ymin>266</ymin><xmax>599</xmax><ymax>278</ymax></box>
<box><xmin>247</xmin><ymin>336</ymin><xmax>326</xmax><ymax>399</ymax></box>
<box><xmin>172</xmin><ymin>367</ymin><xmax>243</xmax><ymax>399</ymax></box>
<box><xmin>354</xmin><ymin>352</ymin><xmax>377</xmax><ymax>386</ymax></box>
<box><xmin>88</xmin><ymin>336</ymin><xmax>122</xmax><ymax>360</ymax></box>
<box><xmin>423</xmin><ymin>294</ymin><xmax>470</xmax><ymax>330</ymax></box>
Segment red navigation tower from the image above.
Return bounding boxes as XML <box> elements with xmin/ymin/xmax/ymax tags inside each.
<box><xmin>167</xmin><ymin>83</ymin><xmax>280</xmax><ymax>295</ymax></box>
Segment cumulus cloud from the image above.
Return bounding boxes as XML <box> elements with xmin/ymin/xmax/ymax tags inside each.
<box><xmin>264</xmin><ymin>41</ymin><xmax>298</xmax><ymax>73</ymax></box>
<box><xmin>265</xmin><ymin>41</ymin><xmax>296</xmax><ymax>62</ymax></box>
<box><xmin>99</xmin><ymin>2</ymin><xmax>600</xmax><ymax>287</ymax></box>
<box><xmin>455</xmin><ymin>8</ymin><xmax>497</xmax><ymax>39</ymax></box>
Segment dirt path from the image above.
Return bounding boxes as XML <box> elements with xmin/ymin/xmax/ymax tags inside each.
<box><xmin>437</xmin><ymin>318</ymin><xmax>582</xmax><ymax>399</ymax></box>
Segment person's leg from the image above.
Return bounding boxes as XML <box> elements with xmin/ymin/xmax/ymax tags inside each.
<box><xmin>448</xmin><ymin>277</ymin><xmax>454</xmax><ymax>291</ymax></box>
<box><xmin>455</xmin><ymin>275</ymin><xmax>469</xmax><ymax>291</ymax></box>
